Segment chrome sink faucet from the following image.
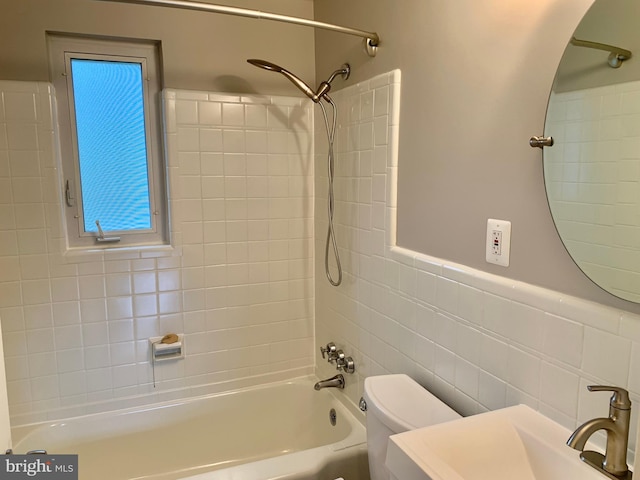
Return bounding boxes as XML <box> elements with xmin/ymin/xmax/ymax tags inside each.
<box><xmin>567</xmin><ymin>385</ymin><xmax>632</xmax><ymax>480</ymax></box>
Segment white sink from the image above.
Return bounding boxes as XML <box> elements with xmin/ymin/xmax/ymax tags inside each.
<box><xmin>385</xmin><ymin>404</ymin><xmax>609</xmax><ymax>480</ymax></box>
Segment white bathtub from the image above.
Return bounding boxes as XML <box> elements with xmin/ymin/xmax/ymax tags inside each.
<box><xmin>11</xmin><ymin>377</ymin><xmax>368</xmax><ymax>480</ymax></box>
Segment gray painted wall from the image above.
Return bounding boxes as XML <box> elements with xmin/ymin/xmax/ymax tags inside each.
<box><xmin>313</xmin><ymin>0</ymin><xmax>640</xmax><ymax>314</ymax></box>
<box><xmin>0</xmin><ymin>0</ymin><xmax>315</xmax><ymax>94</ymax></box>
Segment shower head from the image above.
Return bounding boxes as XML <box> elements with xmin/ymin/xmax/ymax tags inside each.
<box><xmin>247</xmin><ymin>58</ymin><xmax>350</xmax><ymax>103</ymax></box>
<box><xmin>247</xmin><ymin>59</ymin><xmax>284</xmax><ymax>73</ymax></box>
<box><xmin>248</xmin><ymin>58</ymin><xmax>316</xmax><ymax>101</ymax></box>
<box><xmin>248</xmin><ymin>58</ymin><xmax>348</xmax><ymax>286</ymax></box>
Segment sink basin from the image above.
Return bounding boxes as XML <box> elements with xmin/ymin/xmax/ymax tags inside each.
<box><xmin>385</xmin><ymin>404</ymin><xmax>610</xmax><ymax>480</ymax></box>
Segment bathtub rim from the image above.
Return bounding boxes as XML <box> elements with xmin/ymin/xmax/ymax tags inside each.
<box><xmin>175</xmin><ymin>441</ymin><xmax>369</xmax><ymax>480</ymax></box>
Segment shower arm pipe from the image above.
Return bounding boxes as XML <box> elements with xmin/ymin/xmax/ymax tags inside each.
<box><xmin>570</xmin><ymin>36</ymin><xmax>632</xmax><ymax>68</ymax></box>
<box><xmin>95</xmin><ymin>0</ymin><xmax>380</xmax><ymax>56</ymax></box>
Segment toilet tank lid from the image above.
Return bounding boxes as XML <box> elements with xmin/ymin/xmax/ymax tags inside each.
<box><xmin>363</xmin><ymin>374</ymin><xmax>460</xmax><ymax>432</ymax></box>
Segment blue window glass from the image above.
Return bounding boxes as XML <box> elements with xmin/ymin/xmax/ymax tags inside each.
<box><xmin>71</xmin><ymin>59</ymin><xmax>152</xmax><ymax>233</ymax></box>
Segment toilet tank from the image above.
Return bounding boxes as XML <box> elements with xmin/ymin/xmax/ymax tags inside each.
<box><xmin>363</xmin><ymin>374</ymin><xmax>461</xmax><ymax>480</ymax></box>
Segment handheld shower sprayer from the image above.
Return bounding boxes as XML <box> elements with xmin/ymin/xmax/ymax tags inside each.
<box><xmin>247</xmin><ymin>58</ymin><xmax>350</xmax><ymax>286</ymax></box>
<box><xmin>247</xmin><ymin>59</ymin><xmax>349</xmax><ymax>103</ymax></box>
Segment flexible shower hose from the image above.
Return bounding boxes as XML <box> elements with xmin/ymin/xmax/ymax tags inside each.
<box><xmin>319</xmin><ymin>97</ymin><xmax>342</xmax><ymax>286</ymax></box>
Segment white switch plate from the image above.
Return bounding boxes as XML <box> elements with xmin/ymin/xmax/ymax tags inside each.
<box><xmin>486</xmin><ymin>219</ymin><xmax>511</xmax><ymax>267</ymax></box>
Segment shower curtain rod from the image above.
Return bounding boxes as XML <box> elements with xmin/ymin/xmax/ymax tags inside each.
<box><xmin>570</xmin><ymin>36</ymin><xmax>632</xmax><ymax>68</ymax></box>
<box><xmin>96</xmin><ymin>0</ymin><xmax>380</xmax><ymax>57</ymax></box>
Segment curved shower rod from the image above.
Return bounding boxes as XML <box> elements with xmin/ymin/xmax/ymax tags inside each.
<box><xmin>95</xmin><ymin>0</ymin><xmax>380</xmax><ymax>57</ymax></box>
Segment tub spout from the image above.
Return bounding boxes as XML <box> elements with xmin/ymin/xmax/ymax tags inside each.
<box><xmin>314</xmin><ymin>374</ymin><xmax>345</xmax><ymax>390</ymax></box>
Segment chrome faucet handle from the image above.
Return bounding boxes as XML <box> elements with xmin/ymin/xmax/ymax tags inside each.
<box><xmin>320</xmin><ymin>342</ymin><xmax>337</xmax><ymax>361</ymax></box>
<box><xmin>336</xmin><ymin>354</ymin><xmax>355</xmax><ymax>374</ymax></box>
<box><xmin>587</xmin><ymin>385</ymin><xmax>632</xmax><ymax>410</ymax></box>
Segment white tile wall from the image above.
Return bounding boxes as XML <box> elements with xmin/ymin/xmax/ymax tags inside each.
<box><xmin>546</xmin><ymin>82</ymin><xmax>640</xmax><ymax>302</ymax></box>
<box><xmin>314</xmin><ymin>70</ymin><xmax>640</xmax><ymax>461</ymax></box>
<box><xmin>0</xmin><ymin>81</ymin><xmax>315</xmax><ymax>425</ymax></box>
<box><xmin>3</xmin><ymin>71</ymin><xmax>640</xmax><ymax>463</ymax></box>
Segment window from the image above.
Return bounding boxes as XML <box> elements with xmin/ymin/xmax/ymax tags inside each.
<box><xmin>49</xmin><ymin>35</ymin><xmax>167</xmax><ymax>249</ymax></box>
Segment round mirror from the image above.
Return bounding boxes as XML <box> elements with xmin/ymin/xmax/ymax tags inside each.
<box><xmin>544</xmin><ymin>0</ymin><xmax>640</xmax><ymax>302</ymax></box>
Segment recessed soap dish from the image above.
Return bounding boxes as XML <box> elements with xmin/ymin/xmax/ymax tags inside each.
<box><xmin>149</xmin><ymin>334</ymin><xmax>184</xmax><ymax>361</ymax></box>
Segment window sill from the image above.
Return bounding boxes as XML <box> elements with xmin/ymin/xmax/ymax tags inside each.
<box><xmin>63</xmin><ymin>244</ymin><xmax>179</xmax><ymax>261</ymax></box>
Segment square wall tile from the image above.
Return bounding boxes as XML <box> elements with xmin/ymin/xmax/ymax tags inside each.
<box><xmin>582</xmin><ymin>326</ymin><xmax>631</xmax><ymax>386</ymax></box>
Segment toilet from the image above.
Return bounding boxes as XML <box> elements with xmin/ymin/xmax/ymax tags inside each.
<box><xmin>362</xmin><ymin>374</ymin><xmax>461</xmax><ymax>480</ymax></box>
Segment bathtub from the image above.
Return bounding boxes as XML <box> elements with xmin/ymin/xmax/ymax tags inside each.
<box><xmin>11</xmin><ymin>376</ymin><xmax>368</xmax><ymax>480</ymax></box>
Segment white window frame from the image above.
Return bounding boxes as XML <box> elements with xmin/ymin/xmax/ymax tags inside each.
<box><xmin>49</xmin><ymin>34</ymin><xmax>167</xmax><ymax>249</ymax></box>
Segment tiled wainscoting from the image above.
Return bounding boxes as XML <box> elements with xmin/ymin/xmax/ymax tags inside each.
<box><xmin>314</xmin><ymin>70</ymin><xmax>640</xmax><ymax>459</ymax></box>
<box><xmin>0</xmin><ymin>81</ymin><xmax>315</xmax><ymax>424</ymax></box>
